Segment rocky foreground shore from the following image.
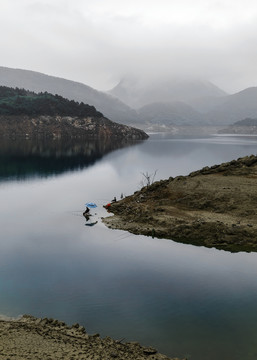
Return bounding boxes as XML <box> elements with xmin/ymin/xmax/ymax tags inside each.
<box><xmin>103</xmin><ymin>154</ymin><xmax>257</xmax><ymax>252</ymax></box>
<box><xmin>0</xmin><ymin>315</ymin><xmax>182</xmax><ymax>360</ymax></box>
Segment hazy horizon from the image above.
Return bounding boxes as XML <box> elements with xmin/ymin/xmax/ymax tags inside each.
<box><xmin>1</xmin><ymin>0</ymin><xmax>257</xmax><ymax>93</ymax></box>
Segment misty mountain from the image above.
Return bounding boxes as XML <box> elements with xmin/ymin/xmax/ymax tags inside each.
<box><xmin>233</xmin><ymin>118</ymin><xmax>257</xmax><ymax>126</ymax></box>
<box><xmin>3</xmin><ymin>66</ymin><xmax>257</xmax><ymax>130</ymax></box>
<box><xmin>137</xmin><ymin>101</ymin><xmax>205</xmax><ymax>126</ymax></box>
<box><xmin>206</xmin><ymin>87</ymin><xmax>257</xmax><ymax>124</ymax></box>
<box><xmin>0</xmin><ymin>66</ymin><xmax>139</xmax><ymax>125</ymax></box>
<box><xmin>185</xmin><ymin>95</ymin><xmax>228</xmax><ymax>113</ymax></box>
<box><xmin>109</xmin><ymin>76</ymin><xmax>227</xmax><ymax>109</ymax></box>
<box><xmin>218</xmin><ymin>117</ymin><xmax>257</xmax><ymax>134</ymax></box>
<box><xmin>109</xmin><ymin>76</ymin><xmax>257</xmax><ymax>127</ymax></box>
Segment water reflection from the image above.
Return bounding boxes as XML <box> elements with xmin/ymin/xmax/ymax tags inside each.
<box><xmin>0</xmin><ymin>137</ymin><xmax>143</xmax><ymax>181</ymax></box>
<box><xmin>1</xmin><ymin>134</ymin><xmax>257</xmax><ymax>360</ymax></box>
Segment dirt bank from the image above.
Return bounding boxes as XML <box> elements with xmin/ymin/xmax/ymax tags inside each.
<box><xmin>103</xmin><ymin>155</ymin><xmax>257</xmax><ymax>252</ymax></box>
<box><xmin>0</xmin><ymin>315</ymin><xmax>183</xmax><ymax>360</ymax></box>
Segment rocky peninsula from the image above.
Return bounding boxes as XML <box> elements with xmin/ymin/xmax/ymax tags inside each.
<box><xmin>103</xmin><ymin>155</ymin><xmax>257</xmax><ymax>252</ymax></box>
<box><xmin>0</xmin><ymin>86</ymin><xmax>148</xmax><ymax>140</ymax></box>
<box><xmin>0</xmin><ymin>315</ymin><xmax>182</xmax><ymax>360</ymax></box>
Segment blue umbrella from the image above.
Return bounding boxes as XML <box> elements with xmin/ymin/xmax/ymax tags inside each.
<box><xmin>85</xmin><ymin>202</ymin><xmax>97</xmax><ymax>208</ymax></box>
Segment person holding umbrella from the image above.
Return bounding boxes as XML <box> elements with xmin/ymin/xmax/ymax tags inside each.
<box><xmin>83</xmin><ymin>202</ymin><xmax>97</xmax><ymax>217</ymax></box>
<box><xmin>83</xmin><ymin>202</ymin><xmax>98</xmax><ymax>227</ymax></box>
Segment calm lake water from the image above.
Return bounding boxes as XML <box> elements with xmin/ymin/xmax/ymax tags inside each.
<box><xmin>1</xmin><ymin>133</ymin><xmax>257</xmax><ymax>360</ymax></box>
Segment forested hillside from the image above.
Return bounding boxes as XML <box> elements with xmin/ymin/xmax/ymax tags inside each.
<box><xmin>0</xmin><ymin>86</ymin><xmax>148</xmax><ymax>140</ymax></box>
<box><xmin>0</xmin><ymin>67</ymin><xmax>139</xmax><ymax>125</ymax></box>
<box><xmin>0</xmin><ymin>86</ymin><xmax>103</xmax><ymax>118</ymax></box>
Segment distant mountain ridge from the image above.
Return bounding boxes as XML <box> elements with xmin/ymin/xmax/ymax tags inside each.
<box><xmin>109</xmin><ymin>76</ymin><xmax>227</xmax><ymax>109</ymax></box>
<box><xmin>108</xmin><ymin>76</ymin><xmax>229</xmax><ymax>128</ymax></box>
<box><xmin>1</xmin><ymin>66</ymin><xmax>257</xmax><ymax>130</ymax></box>
<box><xmin>0</xmin><ymin>66</ymin><xmax>139</xmax><ymax>125</ymax></box>
<box><xmin>218</xmin><ymin>117</ymin><xmax>257</xmax><ymax>135</ymax></box>
<box><xmin>108</xmin><ymin>76</ymin><xmax>257</xmax><ymax>127</ymax></box>
<box><xmin>137</xmin><ymin>101</ymin><xmax>205</xmax><ymax>126</ymax></box>
<box><xmin>207</xmin><ymin>87</ymin><xmax>257</xmax><ymax>124</ymax></box>
<box><xmin>234</xmin><ymin>117</ymin><xmax>257</xmax><ymax>126</ymax></box>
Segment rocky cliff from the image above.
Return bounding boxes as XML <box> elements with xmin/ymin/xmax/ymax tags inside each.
<box><xmin>0</xmin><ymin>114</ymin><xmax>148</xmax><ymax>140</ymax></box>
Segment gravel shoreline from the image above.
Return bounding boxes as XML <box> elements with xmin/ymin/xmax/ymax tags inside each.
<box><xmin>0</xmin><ymin>315</ymin><xmax>183</xmax><ymax>360</ymax></box>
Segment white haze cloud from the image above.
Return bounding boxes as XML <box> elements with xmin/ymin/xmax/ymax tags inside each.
<box><xmin>1</xmin><ymin>0</ymin><xmax>257</xmax><ymax>92</ymax></box>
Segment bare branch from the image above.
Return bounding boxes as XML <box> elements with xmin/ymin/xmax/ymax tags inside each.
<box><xmin>139</xmin><ymin>170</ymin><xmax>158</xmax><ymax>188</ymax></box>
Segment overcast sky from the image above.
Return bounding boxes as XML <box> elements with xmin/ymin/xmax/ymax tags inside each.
<box><xmin>1</xmin><ymin>0</ymin><xmax>257</xmax><ymax>93</ymax></box>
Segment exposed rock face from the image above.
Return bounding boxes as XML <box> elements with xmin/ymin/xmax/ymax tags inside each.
<box><xmin>0</xmin><ymin>114</ymin><xmax>148</xmax><ymax>140</ymax></box>
<box><xmin>103</xmin><ymin>155</ymin><xmax>257</xmax><ymax>252</ymax></box>
<box><xmin>0</xmin><ymin>315</ymin><xmax>181</xmax><ymax>360</ymax></box>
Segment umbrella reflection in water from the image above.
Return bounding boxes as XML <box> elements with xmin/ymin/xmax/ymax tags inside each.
<box><xmin>84</xmin><ymin>202</ymin><xmax>98</xmax><ymax>226</ymax></box>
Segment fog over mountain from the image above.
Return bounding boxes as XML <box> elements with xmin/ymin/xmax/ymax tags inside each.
<box><xmin>1</xmin><ymin>66</ymin><xmax>257</xmax><ymax>129</ymax></box>
<box><xmin>109</xmin><ymin>75</ymin><xmax>257</xmax><ymax>126</ymax></box>
<box><xmin>137</xmin><ymin>102</ymin><xmax>205</xmax><ymax>126</ymax></box>
<box><xmin>2</xmin><ymin>1</ymin><xmax>257</xmax><ymax>94</ymax></box>
<box><xmin>206</xmin><ymin>87</ymin><xmax>257</xmax><ymax>124</ymax></box>
<box><xmin>109</xmin><ymin>76</ymin><xmax>227</xmax><ymax>109</ymax></box>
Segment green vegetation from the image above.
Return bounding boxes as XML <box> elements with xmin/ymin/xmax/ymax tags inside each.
<box><xmin>0</xmin><ymin>86</ymin><xmax>103</xmax><ymax>118</ymax></box>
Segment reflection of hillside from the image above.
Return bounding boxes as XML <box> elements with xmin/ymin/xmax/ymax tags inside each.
<box><xmin>0</xmin><ymin>138</ymin><xmax>142</xmax><ymax>181</ymax></box>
